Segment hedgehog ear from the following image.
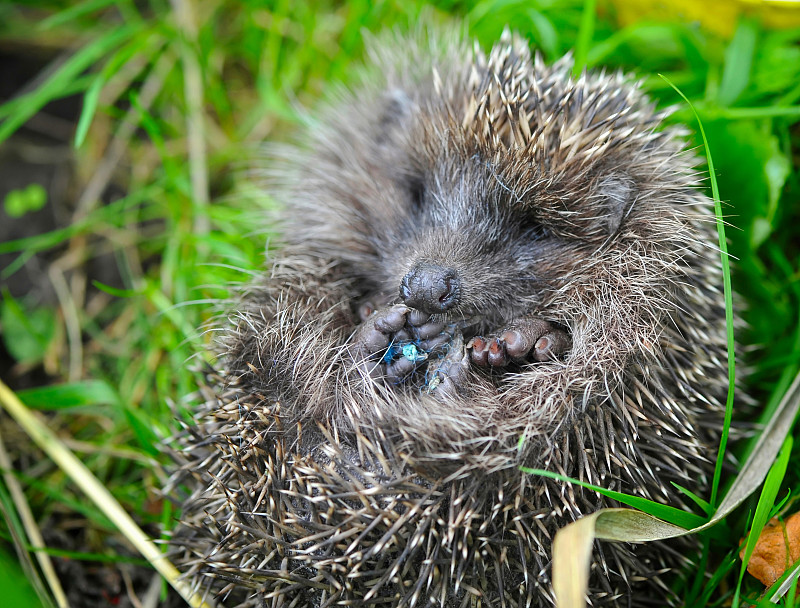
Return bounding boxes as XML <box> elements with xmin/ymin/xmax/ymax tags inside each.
<box><xmin>375</xmin><ymin>89</ymin><xmax>415</xmax><ymax>143</ymax></box>
<box><xmin>594</xmin><ymin>174</ymin><xmax>636</xmax><ymax>234</ymax></box>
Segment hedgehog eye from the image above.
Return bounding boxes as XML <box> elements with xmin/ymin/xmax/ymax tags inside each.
<box><xmin>519</xmin><ymin>214</ymin><xmax>548</xmax><ymax>239</ymax></box>
<box><xmin>408</xmin><ymin>179</ymin><xmax>425</xmax><ymax>211</ymax></box>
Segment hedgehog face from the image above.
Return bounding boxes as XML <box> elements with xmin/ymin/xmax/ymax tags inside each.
<box><xmin>380</xmin><ymin>165</ymin><xmax>573</xmax><ymax>331</ymax></box>
<box><xmin>349</xmin><ymin>77</ymin><xmax>646</xmax><ymax>335</ymax></box>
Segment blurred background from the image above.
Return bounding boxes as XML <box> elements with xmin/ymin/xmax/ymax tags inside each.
<box><xmin>0</xmin><ymin>0</ymin><xmax>799</xmax><ymax>606</ymax></box>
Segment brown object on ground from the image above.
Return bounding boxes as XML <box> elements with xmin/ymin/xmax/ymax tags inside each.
<box><xmin>744</xmin><ymin>512</ymin><xmax>800</xmax><ymax>586</ymax></box>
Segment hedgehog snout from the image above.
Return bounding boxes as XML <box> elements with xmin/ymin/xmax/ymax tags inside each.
<box><xmin>399</xmin><ymin>263</ymin><xmax>461</xmax><ymax>314</ymax></box>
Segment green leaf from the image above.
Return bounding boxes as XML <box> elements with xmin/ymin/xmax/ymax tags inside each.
<box><xmin>74</xmin><ymin>30</ymin><xmax>166</xmax><ymax>149</ymax></box>
<box><xmin>752</xmin><ymin>30</ymin><xmax>800</xmax><ymax>102</ymax></box>
<box><xmin>17</xmin><ymin>381</ymin><xmax>120</xmax><ymax>410</ymax></box>
<box><xmin>660</xmin><ymin>75</ymin><xmax>735</xmax><ymax>510</ymax></box>
<box><xmin>764</xmin><ymin>139</ymin><xmax>792</xmax><ymax>225</ymax></box>
<box><xmin>702</xmin><ymin>119</ymin><xmax>790</xmax><ymax>250</ymax></box>
<box><xmin>0</xmin><ymin>480</ymin><xmax>53</xmax><ymax>607</ymax></box>
<box><xmin>587</xmin><ymin>23</ymin><xmax>683</xmax><ymax>68</ymax></box>
<box><xmin>121</xmin><ymin>407</ymin><xmax>160</xmax><ymax>457</ymax></box>
<box><xmin>0</xmin><ymin>545</ymin><xmax>46</xmax><ymax>608</ymax></box>
<box><xmin>25</xmin><ymin>184</ymin><xmax>47</xmax><ymax>212</ymax></box>
<box><xmin>526</xmin><ymin>8</ymin><xmax>558</xmax><ymax>59</ymax></box>
<box><xmin>3</xmin><ymin>190</ymin><xmax>27</xmax><ymax>218</ymax></box>
<box><xmin>3</xmin><ymin>185</ymin><xmax>46</xmax><ymax>218</ymax></box>
<box><xmin>572</xmin><ymin>0</ymin><xmax>596</xmax><ymax>76</ymax></box>
<box><xmin>73</xmin><ymin>74</ymin><xmax>104</xmax><ymax>149</ymax></box>
<box><xmin>697</xmin><ymin>553</ymin><xmax>739</xmax><ymax>606</ymax></box>
<box><xmin>92</xmin><ymin>280</ymin><xmax>139</xmax><ymax>298</ymax></box>
<box><xmin>718</xmin><ymin>19</ymin><xmax>758</xmax><ymax>106</ymax></box>
<box><xmin>0</xmin><ymin>292</ymin><xmax>56</xmax><ymax>365</ymax></box>
<box><xmin>0</xmin><ymin>184</ymin><xmax>156</xmax><ymax>255</ymax></box>
<box><xmin>0</xmin><ymin>529</ymin><xmax>149</xmax><ymax>565</ymax></box>
<box><xmin>38</xmin><ymin>0</ymin><xmax>124</xmax><ymax>30</ymax></box>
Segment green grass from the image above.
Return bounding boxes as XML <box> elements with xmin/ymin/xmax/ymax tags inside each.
<box><xmin>0</xmin><ymin>0</ymin><xmax>799</xmax><ymax>606</ymax></box>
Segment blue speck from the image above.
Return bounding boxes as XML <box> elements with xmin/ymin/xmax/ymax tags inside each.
<box><xmin>402</xmin><ymin>343</ymin><xmax>428</xmax><ymax>363</ymax></box>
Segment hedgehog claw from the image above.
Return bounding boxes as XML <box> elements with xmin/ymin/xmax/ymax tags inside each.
<box><xmin>374</xmin><ymin>304</ymin><xmax>409</xmax><ymax>333</ymax></box>
<box><xmin>468</xmin><ymin>317</ymin><xmax>570</xmax><ymax>368</ymax></box>
<box><xmin>407</xmin><ymin>309</ymin><xmax>431</xmax><ymax>326</ymax></box>
<box><xmin>532</xmin><ymin>331</ymin><xmax>571</xmax><ymax>362</ymax></box>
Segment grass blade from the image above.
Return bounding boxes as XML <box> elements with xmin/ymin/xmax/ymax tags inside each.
<box><xmin>0</xmin><ymin>379</ymin><xmax>216</xmax><ymax>608</ymax></box>
<box><xmin>0</xmin><ymin>432</ymin><xmax>67</xmax><ymax>607</ymax></box>
<box><xmin>73</xmin><ymin>73</ymin><xmax>103</xmax><ymax>148</ymax></box>
<box><xmin>0</xmin><ymin>25</ymin><xmax>139</xmax><ymax>146</ymax></box>
<box><xmin>17</xmin><ymin>381</ymin><xmax>119</xmax><ymax>410</ymax></box>
<box><xmin>733</xmin><ymin>436</ymin><xmax>793</xmax><ymax>606</ymax></box>
<box><xmin>38</xmin><ymin>0</ymin><xmax>124</xmax><ymax>30</ymax></box>
<box><xmin>522</xmin><ymin>468</ymin><xmax>706</xmax><ymax>529</ymax></box>
<box><xmin>572</xmin><ymin>0</ymin><xmax>596</xmax><ymax>75</ymax></box>
<box><xmin>660</xmin><ymin>73</ymin><xmax>736</xmax><ymax>509</ymax></box>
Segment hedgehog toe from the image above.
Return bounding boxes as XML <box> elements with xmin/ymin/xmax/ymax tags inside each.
<box><xmin>469</xmin><ymin>317</ymin><xmax>571</xmax><ymax>368</ymax></box>
<box><xmin>532</xmin><ymin>330</ymin><xmax>571</xmax><ymax>362</ymax></box>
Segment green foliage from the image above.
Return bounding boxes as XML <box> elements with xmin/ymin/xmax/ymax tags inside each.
<box><xmin>735</xmin><ymin>436</ymin><xmax>793</xmax><ymax>605</ymax></box>
<box><xmin>3</xmin><ymin>184</ymin><xmax>47</xmax><ymax>218</ymax></box>
<box><xmin>522</xmin><ymin>468</ymin><xmax>708</xmax><ymax>530</ymax></box>
<box><xmin>0</xmin><ymin>545</ymin><xmax>46</xmax><ymax>608</ymax></box>
<box><xmin>1</xmin><ymin>292</ymin><xmax>57</xmax><ymax>365</ymax></box>
<box><xmin>718</xmin><ymin>19</ymin><xmax>758</xmax><ymax>106</ymax></box>
<box><xmin>0</xmin><ymin>480</ymin><xmax>51</xmax><ymax>608</ymax></box>
<box><xmin>662</xmin><ymin>73</ymin><xmax>735</xmax><ymax>511</ymax></box>
<box><xmin>0</xmin><ymin>0</ymin><xmax>798</xmax><ymax>606</ymax></box>
<box><xmin>17</xmin><ymin>381</ymin><xmax>119</xmax><ymax>410</ymax></box>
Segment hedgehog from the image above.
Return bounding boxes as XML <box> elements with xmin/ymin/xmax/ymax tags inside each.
<box><xmin>166</xmin><ymin>28</ymin><xmax>730</xmax><ymax>608</ymax></box>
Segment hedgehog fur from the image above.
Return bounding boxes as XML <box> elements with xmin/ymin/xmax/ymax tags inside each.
<box><xmin>166</xmin><ymin>27</ymin><xmax>729</xmax><ymax>608</ymax></box>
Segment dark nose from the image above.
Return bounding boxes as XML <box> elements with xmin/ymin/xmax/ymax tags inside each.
<box><xmin>399</xmin><ymin>263</ymin><xmax>461</xmax><ymax>314</ymax></box>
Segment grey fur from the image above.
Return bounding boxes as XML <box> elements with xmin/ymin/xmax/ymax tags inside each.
<box><xmin>166</xmin><ymin>27</ymin><xmax>729</xmax><ymax>608</ymax></box>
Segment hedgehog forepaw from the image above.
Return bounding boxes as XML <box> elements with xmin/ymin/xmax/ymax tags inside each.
<box><xmin>352</xmin><ymin>303</ymin><xmax>469</xmax><ymax>387</ymax></box>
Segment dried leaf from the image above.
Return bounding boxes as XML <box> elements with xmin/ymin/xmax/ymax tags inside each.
<box><xmin>744</xmin><ymin>512</ymin><xmax>800</xmax><ymax>587</ymax></box>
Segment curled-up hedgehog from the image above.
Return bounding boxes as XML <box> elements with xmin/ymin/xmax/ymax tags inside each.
<box><xmin>167</xmin><ymin>28</ymin><xmax>729</xmax><ymax>607</ymax></box>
